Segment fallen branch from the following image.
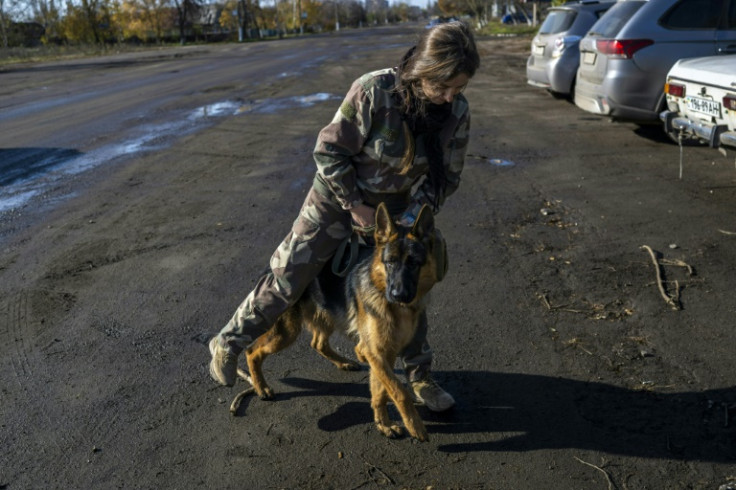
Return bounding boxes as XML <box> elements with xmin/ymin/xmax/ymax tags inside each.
<box><xmin>718</xmin><ymin>229</ymin><xmax>736</xmax><ymax>236</ymax></box>
<box><xmin>365</xmin><ymin>462</ymin><xmax>394</xmax><ymax>485</ymax></box>
<box><xmin>229</xmin><ymin>368</ymin><xmax>256</xmax><ymax>415</ymax></box>
<box><xmin>659</xmin><ymin>258</ymin><xmax>694</xmax><ymax>276</ymax></box>
<box><xmin>230</xmin><ymin>387</ymin><xmax>255</xmax><ymax>414</ymax></box>
<box><xmin>574</xmin><ymin>456</ymin><xmax>615</xmax><ymax>490</ymax></box>
<box><xmin>640</xmin><ymin>246</ymin><xmax>681</xmax><ymax>310</ymax></box>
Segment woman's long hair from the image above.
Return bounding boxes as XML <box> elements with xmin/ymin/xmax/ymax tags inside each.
<box><xmin>395</xmin><ymin>21</ymin><xmax>480</xmax><ymax>210</ymax></box>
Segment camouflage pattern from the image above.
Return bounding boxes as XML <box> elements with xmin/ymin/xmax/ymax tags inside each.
<box><xmin>313</xmin><ymin>67</ymin><xmax>471</xmax><ymax>219</ymax></box>
<box><xmin>219</xmin><ymin>68</ymin><xmax>471</xmax><ymax>380</ymax></box>
<box><xmin>221</xmin><ymin>186</ymin><xmax>351</xmax><ymax>345</ymax></box>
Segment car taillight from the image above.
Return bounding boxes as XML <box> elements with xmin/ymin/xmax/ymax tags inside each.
<box><xmin>595</xmin><ymin>39</ymin><xmax>654</xmax><ymax>59</ymax></box>
<box><xmin>724</xmin><ymin>95</ymin><xmax>736</xmax><ymax>111</ymax></box>
<box><xmin>665</xmin><ymin>82</ymin><xmax>685</xmax><ymax>98</ymax></box>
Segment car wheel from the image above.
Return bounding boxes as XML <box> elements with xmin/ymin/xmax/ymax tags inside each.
<box><xmin>547</xmin><ymin>89</ymin><xmax>568</xmax><ymax>100</ymax></box>
<box><xmin>568</xmin><ymin>76</ymin><xmax>576</xmax><ymax>104</ymax></box>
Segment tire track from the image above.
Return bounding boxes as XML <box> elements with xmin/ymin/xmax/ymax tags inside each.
<box><xmin>3</xmin><ymin>290</ymin><xmax>71</xmax><ymax>468</ymax></box>
<box><xmin>1</xmin><ymin>289</ymin><xmax>124</xmax><ymax>485</ymax></box>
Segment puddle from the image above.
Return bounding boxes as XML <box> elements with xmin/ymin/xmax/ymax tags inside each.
<box><xmin>488</xmin><ymin>158</ymin><xmax>516</xmax><ymax>167</ymax></box>
<box><xmin>0</xmin><ymin>93</ymin><xmax>340</xmax><ymax>218</ymax></box>
<box><xmin>0</xmin><ymin>189</ymin><xmax>42</xmax><ymax>213</ymax></box>
<box><xmin>188</xmin><ymin>101</ymin><xmax>242</xmax><ymax>119</ymax></box>
<box><xmin>241</xmin><ymin>93</ymin><xmax>340</xmax><ymax>114</ymax></box>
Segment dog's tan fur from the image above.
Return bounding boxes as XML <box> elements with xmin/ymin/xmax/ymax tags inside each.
<box><xmin>241</xmin><ymin>202</ymin><xmax>439</xmax><ymax>441</ymax></box>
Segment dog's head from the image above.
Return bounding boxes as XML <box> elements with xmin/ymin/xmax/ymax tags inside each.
<box><xmin>373</xmin><ymin>202</ymin><xmax>437</xmax><ymax>305</ymax></box>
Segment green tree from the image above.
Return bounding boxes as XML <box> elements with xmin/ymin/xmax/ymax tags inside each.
<box><xmin>59</xmin><ymin>0</ymin><xmax>117</xmax><ymax>44</ymax></box>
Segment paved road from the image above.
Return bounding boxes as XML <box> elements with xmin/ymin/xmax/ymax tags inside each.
<box><xmin>2</xmin><ymin>26</ymin><xmax>736</xmax><ymax>489</ymax></box>
<box><xmin>0</xmin><ymin>26</ymin><xmax>411</xmax><ymax>218</ymax></box>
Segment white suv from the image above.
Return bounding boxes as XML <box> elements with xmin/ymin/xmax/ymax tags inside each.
<box><xmin>660</xmin><ymin>55</ymin><xmax>736</xmax><ymax>149</ymax></box>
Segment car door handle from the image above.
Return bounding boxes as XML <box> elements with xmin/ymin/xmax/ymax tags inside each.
<box><xmin>718</xmin><ymin>44</ymin><xmax>736</xmax><ymax>54</ymax></box>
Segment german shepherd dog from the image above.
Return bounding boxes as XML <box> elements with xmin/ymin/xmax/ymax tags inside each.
<box><xmin>236</xmin><ymin>202</ymin><xmax>440</xmax><ymax>442</ymax></box>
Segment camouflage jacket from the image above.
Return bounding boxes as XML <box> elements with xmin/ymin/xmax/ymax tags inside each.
<box><xmin>313</xmin><ymin>68</ymin><xmax>471</xmax><ymax>219</ymax></box>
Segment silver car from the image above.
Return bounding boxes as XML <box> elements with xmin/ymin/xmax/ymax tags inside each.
<box><xmin>527</xmin><ymin>0</ymin><xmax>615</xmax><ymax>98</ymax></box>
<box><xmin>575</xmin><ymin>0</ymin><xmax>736</xmax><ymax>122</ymax></box>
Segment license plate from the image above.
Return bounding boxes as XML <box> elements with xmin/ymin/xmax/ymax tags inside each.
<box><xmin>582</xmin><ymin>51</ymin><xmax>596</xmax><ymax>65</ymax></box>
<box><xmin>686</xmin><ymin>96</ymin><xmax>721</xmax><ymax>118</ymax></box>
<box><xmin>533</xmin><ymin>44</ymin><xmax>545</xmax><ymax>56</ymax></box>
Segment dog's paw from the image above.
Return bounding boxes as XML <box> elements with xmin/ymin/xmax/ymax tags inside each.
<box><xmin>338</xmin><ymin>360</ymin><xmax>361</xmax><ymax>371</ymax></box>
<box><xmin>376</xmin><ymin>422</ymin><xmax>404</xmax><ymax>439</ymax></box>
<box><xmin>409</xmin><ymin>426</ymin><xmax>429</xmax><ymax>442</ymax></box>
<box><xmin>256</xmin><ymin>386</ymin><xmax>275</xmax><ymax>400</ymax></box>
<box><xmin>406</xmin><ymin>420</ymin><xmax>429</xmax><ymax>442</ymax></box>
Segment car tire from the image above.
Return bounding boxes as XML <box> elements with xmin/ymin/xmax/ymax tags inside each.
<box><xmin>568</xmin><ymin>76</ymin><xmax>576</xmax><ymax>104</ymax></box>
<box><xmin>547</xmin><ymin>90</ymin><xmax>569</xmax><ymax>100</ymax></box>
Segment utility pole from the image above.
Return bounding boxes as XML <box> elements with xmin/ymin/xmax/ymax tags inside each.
<box><xmin>334</xmin><ymin>1</ymin><xmax>339</xmax><ymax>31</ymax></box>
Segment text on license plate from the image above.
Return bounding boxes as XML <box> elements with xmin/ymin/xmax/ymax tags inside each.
<box><xmin>582</xmin><ymin>51</ymin><xmax>596</xmax><ymax>65</ymax></box>
<box><xmin>533</xmin><ymin>44</ymin><xmax>545</xmax><ymax>56</ymax></box>
<box><xmin>686</xmin><ymin>96</ymin><xmax>721</xmax><ymax>118</ymax></box>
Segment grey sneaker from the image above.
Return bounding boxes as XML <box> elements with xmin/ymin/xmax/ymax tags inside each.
<box><xmin>411</xmin><ymin>378</ymin><xmax>455</xmax><ymax>412</ymax></box>
<box><xmin>209</xmin><ymin>336</ymin><xmax>239</xmax><ymax>387</ymax></box>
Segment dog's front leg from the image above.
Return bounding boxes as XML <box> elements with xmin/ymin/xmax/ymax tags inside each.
<box><xmin>369</xmin><ymin>370</ymin><xmax>404</xmax><ymax>438</ymax></box>
<box><xmin>363</xmin><ymin>351</ymin><xmax>428</xmax><ymax>442</ymax></box>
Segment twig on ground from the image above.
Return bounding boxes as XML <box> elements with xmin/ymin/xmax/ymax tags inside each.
<box><xmin>574</xmin><ymin>456</ymin><xmax>615</xmax><ymax>490</ymax></box>
<box><xmin>539</xmin><ymin>293</ymin><xmax>552</xmax><ymax>310</ymax></box>
<box><xmin>660</xmin><ymin>258</ymin><xmax>694</xmax><ymax>276</ymax></box>
<box><xmin>229</xmin><ymin>368</ymin><xmax>256</xmax><ymax>414</ymax></box>
<box><xmin>229</xmin><ymin>387</ymin><xmax>255</xmax><ymax>414</ymax></box>
<box><xmin>237</xmin><ymin>368</ymin><xmax>253</xmax><ymax>384</ymax></box>
<box><xmin>640</xmin><ymin>245</ymin><xmax>681</xmax><ymax>310</ymax></box>
<box><xmin>365</xmin><ymin>462</ymin><xmax>394</xmax><ymax>485</ymax></box>
<box><xmin>718</xmin><ymin>229</ymin><xmax>736</xmax><ymax>236</ymax></box>
<box><xmin>537</xmin><ymin>293</ymin><xmax>587</xmax><ymax>314</ymax></box>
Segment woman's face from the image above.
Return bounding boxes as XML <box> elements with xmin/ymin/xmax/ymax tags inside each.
<box><xmin>421</xmin><ymin>73</ymin><xmax>470</xmax><ymax>105</ymax></box>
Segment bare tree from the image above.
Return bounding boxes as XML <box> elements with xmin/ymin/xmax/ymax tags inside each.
<box><xmin>79</xmin><ymin>0</ymin><xmax>102</xmax><ymax>43</ymax></box>
<box><xmin>235</xmin><ymin>0</ymin><xmax>247</xmax><ymax>38</ymax></box>
<box><xmin>29</xmin><ymin>0</ymin><xmax>61</xmax><ymax>40</ymax></box>
<box><xmin>460</xmin><ymin>0</ymin><xmax>489</xmax><ymax>26</ymax></box>
<box><xmin>0</xmin><ymin>0</ymin><xmax>9</xmax><ymax>47</ymax></box>
<box><xmin>171</xmin><ymin>0</ymin><xmax>199</xmax><ymax>44</ymax></box>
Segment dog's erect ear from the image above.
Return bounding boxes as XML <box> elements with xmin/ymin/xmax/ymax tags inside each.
<box><xmin>374</xmin><ymin>202</ymin><xmax>396</xmax><ymax>244</ymax></box>
<box><xmin>411</xmin><ymin>204</ymin><xmax>435</xmax><ymax>239</ymax></box>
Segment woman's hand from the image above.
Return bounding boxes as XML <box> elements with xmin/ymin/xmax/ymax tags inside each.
<box><xmin>349</xmin><ymin>203</ymin><xmax>375</xmax><ymax>229</ymax></box>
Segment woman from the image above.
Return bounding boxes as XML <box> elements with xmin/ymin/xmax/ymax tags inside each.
<box><xmin>210</xmin><ymin>21</ymin><xmax>480</xmax><ymax>412</ymax></box>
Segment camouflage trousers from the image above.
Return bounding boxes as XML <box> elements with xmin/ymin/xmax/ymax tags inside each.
<box><xmin>218</xmin><ymin>183</ymin><xmax>433</xmax><ymax>382</ymax></box>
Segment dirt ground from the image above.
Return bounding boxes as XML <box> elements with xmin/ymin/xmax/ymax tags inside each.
<box><xmin>2</xmin><ymin>32</ymin><xmax>736</xmax><ymax>489</ymax></box>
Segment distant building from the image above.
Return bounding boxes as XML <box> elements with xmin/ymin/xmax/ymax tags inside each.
<box><xmin>365</xmin><ymin>0</ymin><xmax>389</xmax><ymax>13</ymax></box>
<box><xmin>197</xmin><ymin>4</ymin><xmax>221</xmax><ymax>26</ymax></box>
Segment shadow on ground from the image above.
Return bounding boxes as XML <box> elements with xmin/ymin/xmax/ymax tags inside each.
<box><xmin>273</xmin><ymin>371</ymin><xmax>735</xmax><ymax>462</ymax></box>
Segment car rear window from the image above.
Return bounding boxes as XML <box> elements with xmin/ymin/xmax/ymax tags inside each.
<box><xmin>539</xmin><ymin>9</ymin><xmax>577</xmax><ymax>34</ymax></box>
<box><xmin>659</xmin><ymin>0</ymin><xmax>725</xmax><ymax>29</ymax></box>
<box><xmin>587</xmin><ymin>1</ymin><xmax>645</xmax><ymax>37</ymax></box>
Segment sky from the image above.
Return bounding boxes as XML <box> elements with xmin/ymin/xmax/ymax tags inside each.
<box><xmin>399</xmin><ymin>0</ymin><xmax>436</xmax><ymax>9</ymax></box>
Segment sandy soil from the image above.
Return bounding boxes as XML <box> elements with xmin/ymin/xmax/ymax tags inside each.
<box><xmin>1</xmin><ymin>33</ymin><xmax>736</xmax><ymax>489</ymax></box>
